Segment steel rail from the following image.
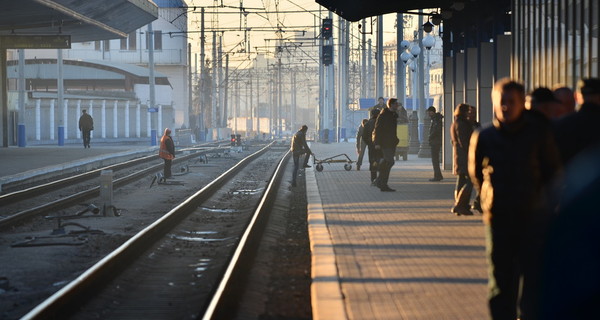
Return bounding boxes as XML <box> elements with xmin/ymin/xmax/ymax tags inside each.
<box><xmin>20</xmin><ymin>143</ymin><xmax>275</xmax><ymax>320</ymax></box>
<box><xmin>0</xmin><ymin>143</ymin><xmax>225</xmax><ymax>206</ymax></box>
<box><xmin>0</xmin><ymin>147</ymin><xmax>227</xmax><ymax>230</ymax></box>
<box><xmin>202</xmin><ymin>150</ymin><xmax>291</xmax><ymax>319</ymax></box>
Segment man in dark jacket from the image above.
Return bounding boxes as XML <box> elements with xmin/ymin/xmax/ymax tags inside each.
<box><xmin>78</xmin><ymin>109</ymin><xmax>94</xmax><ymax>148</ymax></box>
<box><xmin>554</xmin><ymin>78</ymin><xmax>600</xmax><ymax>165</ymax></box>
<box><xmin>290</xmin><ymin>125</ymin><xmax>312</xmax><ymax>187</ymax></box>
<box><xmin>450</xmin><ymin>103</ymin><xmax>474</xmax><ymax>216</ymax></box>
<box><xmin>363</xmin><ymin>108</ymin><xmax>382</xmax><ymax>184</ymax></box>
<box><xmin>427</xmin><ymin>106</ymin><xmax>443</xmax><ymax>181</ymax></box>
<box><xmin>372</xmin><ymin>98</ymin><xmax>400</xmax><ymax>192</ymax></box>
<box><xmin>469</xmin><ymin>78</ymin><xmax>561</xmax><ymax>320</ymax></box>
<box><xmin>355</xmin><ymin>119</ymin><xmax>368</xmax><ymax>171</ymax></box>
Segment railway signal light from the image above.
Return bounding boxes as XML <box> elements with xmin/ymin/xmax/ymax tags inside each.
<box><xmin>322</xmin><ymin>44</ymin><xmax>333</xmax><ymax>65</ymax></box>
<box><xmin>231</xmin><ymin>134</ymin><xmax>236</xmax><ymax>146</ymax></box>
<box><xmin>322</xmin><ymin>18</ymin><xmax>332</xmax><ymax>39</ymax></box>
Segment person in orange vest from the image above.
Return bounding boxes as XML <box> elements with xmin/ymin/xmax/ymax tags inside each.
<box><xmin>159</xmin><ymin>128</ymin><xmax>175</xmax><ymax>178</ymax></box>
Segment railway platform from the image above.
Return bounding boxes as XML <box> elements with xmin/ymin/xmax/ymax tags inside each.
<box><xmin>0</xmin><ymin>143</ymin><xmax>157</xmax><ymax>192</ymax></box>
<box><xmin>307</xmin><ymin>142</ymin><xmax>488</xmax><ymax>320</ymax></box>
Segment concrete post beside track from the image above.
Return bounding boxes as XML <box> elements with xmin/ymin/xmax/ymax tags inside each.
<box><xmin>100</xmin><ymin>170</ymin><xmax>113</xmax><ymax>215</ymax></box>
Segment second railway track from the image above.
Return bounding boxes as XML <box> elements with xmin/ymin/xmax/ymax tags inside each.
<box><xmin>2</xmin><ymin>142</ymin><xmax>311</xmax><ymax>320</ymax></box>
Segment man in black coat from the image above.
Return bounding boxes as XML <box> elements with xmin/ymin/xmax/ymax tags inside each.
<box><xmin>362</xmin><ymin>108</ymin><xmax>382</xmax><ymax>184</ymax></box>
<box><xmin>427</xmin><ymin>106</ymin><xmax>443</xmax><ymax>181</ymax></box>
<box><xmin>372</xmin><ymin>98</ymin><xmax>400</xmax><ymax>192</ymax></box>
<box><xmin>554</xmin><ymin>78</ymin><xmax>600</xmax><ymax>165</ymax></box>
<box><xmin>78</xmin><ymin>109</ymin><xmax>94</xmax><ymax>148</ymax></box>
<box><xmin>469</xmin><ymin>78</ymin><xmax>561</xmax><ymax>320</ymax></box>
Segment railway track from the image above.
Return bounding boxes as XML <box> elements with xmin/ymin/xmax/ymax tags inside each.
<box><xmin>18</xmin><ymin>144</ymin><xmax>293</xmax><ymax>319</ymax></box>
<box><xmin>0</xmin><ymin>144</ymin><xmax>233</xmax><ymax>230</ymax></box>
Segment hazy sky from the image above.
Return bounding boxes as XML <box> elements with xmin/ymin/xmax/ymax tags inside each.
<box><xmin>182</xmin><ymin>0</ymin><xmax>413</xmax><ymax>69</ymax></box>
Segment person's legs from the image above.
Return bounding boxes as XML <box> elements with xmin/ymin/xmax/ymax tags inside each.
<box><xmin>291</xmin><ymin>153</ymin><xmax>300</xmax><ymax>186</ymax></box>
<box><xmin>378</xmin><ymin>147</ymin><xmax>396</xmax><ymax>190</ymax></box>
<box><xmin>453</xmin><ymin>174</ymin><xmax>473</xmax><ymax>212</ymax></box>
<box><xmin>487</xmin><ymin>225</ymin><xmax>520</xmax><ymax>320</ymax></box>
<box><xmin>164</xmin><ymin>159</ymin><xmax>172</xmax><ymax>178</ymax></box>
<box><xmin>302</xmin><ymin>151</ymin><xmax>311</xmax><ymax>167</ymax></box>
<box><xmin>357</xmin><ymin>140</ymin><xmax>367</xmax><ymax>169</ymax></box>
<box><xmin>83</xmin><ymin>130</ymin><xmax>90</xmax><ymax>148</ymax></box>
<box><xmin>367</xmin><ymin>146</ymin><xmax>379</xmax><ymax>184</ymax></box>
<box><xmin>430</xmin><ymin>143</ymin><xmax>443</xmax><ymax>180</ymax></box>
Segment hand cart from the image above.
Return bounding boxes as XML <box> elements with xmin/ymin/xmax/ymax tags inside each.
<box><xmin>313</xmin><ymin>153</ymin><xmax>355</xmax><ymax>172</ymax></box>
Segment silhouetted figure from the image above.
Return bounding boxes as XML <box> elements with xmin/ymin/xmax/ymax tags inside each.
<box><xmin>291</xmin><ymin>125</ymin><xmax>312</xmax><ymax>187</ymax></box>
<box><xmin>554</xmin><ymin>78</ymin><xmax>600</xmax><ymax>165</ymax></box>
<box><xmin>78</xmin><ymin>109</ymin><xmax>93</xmax><ymax>148</ymax></box>
<box><xmin>450</xmin><ymin>103</ymin><xmax>474</xmax><ymax>216</ymax></box>
<box><xmin>526</xmin><ymin>87</ymin><xmax>562</xmax><ymax>119</ymax></box>
<box><xmin>541</xmin><ymin>143</ymin><xmax>600</xmax><ymax>320</ymax></box>
<box><xmin>469</xmin><ymin>78</ymin><xmax>561</xmax><ymax>320</ymax></box>
<box><xmin>427</xmin><ymin>106</ymin><xmax>443</xmax><ymax>181</ymax></box>
<box><xmin>552</xmin><ymin>85</ymin><xmax>576</xmax><ymax>117</ymax></box>
<box><xmin>355</xmin><ymin>118</ymin><xmax>368</xmax><ymax>171</ymax></box>
<box><xmin>363</xmin><ymin>108</ymin><xmax>382</xmax><ymax>185</ymax></box>
<box><xmin>372</xmin><ymin>98</ymin><xmax>400</xmax><ymax>192</ymax></box>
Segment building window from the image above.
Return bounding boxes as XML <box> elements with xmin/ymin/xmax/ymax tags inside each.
<box><xmin>146</xmin><ymin>31</ymin><xmax>162</xmax><ymax>50</ymax></box>
<box><xmin>120</xmin><ymin>32</ymin><xmax>137</xmax><ymax>51</ymax></box>
<box><xmin>94</xmin><ymin>40</ymin><xmax>111</xmax><ymax>51</ymax></box>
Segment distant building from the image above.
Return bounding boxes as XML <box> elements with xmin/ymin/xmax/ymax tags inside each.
<box><xmin>6</xmin><ymin>0</ymin><xmax>188</xmax><ymax>144</ymax></box>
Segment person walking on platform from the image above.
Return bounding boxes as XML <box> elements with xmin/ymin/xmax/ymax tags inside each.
<box><xmin>468</xmin><ymin>105</ymin><xmax>483</xmax><ymax>213</ymax></box>
<box><xmin>290</xmin><ymin>125</ymin><xmax>312</xmax><ymax>187</ymax></box>
<box><xmin>554</xmin><ymin>78</ymin><xmax>600</xmax><ymax>165</ymax></box>
<box><xmin>427</xmin><ymin>106</ymin><xmax>444</xmax><ymax>181</ymax></box>
<box><xmin>450</xmin><ymin>103</ymin><xmax>474</xmax><ymax>216</ymax></box>
<box><xmin>355</xmin><ymin>119</ymin><xmax>368</xmax><ymax>171</ymax></box>
<box><xmin>363</xmin><ymin>108</ymin><xmax>382</xmax><ymax>185</ymax></box>
<box><xmin>159</xmin><ymin>128</ymin><xmax>175</xmax><ymax>179</ymax></box>
<box><xmin>372</xmin><ymin>98</ymin><xmax>400</xmax><ymax>192</ymax></box>
<box><xmin>78</xmin><ymin>109</ymin><xmax>93</xmax><ymax>148</ymax></box>
<box><xmin>469</xmin><ymin>78</ymin><xmax>561</xmax><ymax>320</ymax></box>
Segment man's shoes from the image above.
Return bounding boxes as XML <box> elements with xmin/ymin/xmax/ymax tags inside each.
<box><xmin>429</xmin><ymin>177</ymin><xmax>443</xmax><ymax>182</ymax></box>
<box><xmin>471</xmin><ymin>203</ymin><xmax>483</xmax><ymax>213</ymax></box>
<box><xmin>380</xmin><ymin>186</ymin><xmax>396</xmax><ymax>192</ymax></box>
<box><xmin>356</xmin><ymin>165</ymin><xmax>361</xmax><ymax>171</ymax></box>
<box><xmin>452</xmin><ymin>207</ymin><xmax>474</xmax><ymax>216</ymax></box>
<box><xmin>303</xmin><ymin>165</ymin><xmax>311</xmax><ymax>168</ymax></box>
<box><xmin>371</xmin><ymin>178</ymin><xmax>379</xmax><ymax>187</ymax></box>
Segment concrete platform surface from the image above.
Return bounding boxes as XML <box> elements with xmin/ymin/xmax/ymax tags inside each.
<box><xmin>307</xmin><ymin>142</ymin><xmax>488</xmax><ymax>320</ymax></box>
<box><xmin>0</xmin><ymin>143</ymin><xmax>157</xmax><ymax>191</ymax></box>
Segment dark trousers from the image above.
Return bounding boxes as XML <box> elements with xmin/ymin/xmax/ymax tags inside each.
<box><xmin>377</xmin><ymin>147</ymin><xmax>396</xmax><ymax>187</ymax></box>
<box><xmin>367</xmin><ymin>144</ymin><xmax>381</xmax><ymax>182</ymax></box>
<box><xmin>291</xmin><ymin>151</ymin><xmax>310</xmax><ymax>186</ymax></box>
<box><xmin>163</xmin><ymin>159</ymin><xmax>172</xmax><ymax>178</ymax></box>
<box><xmin>454</xmin><ymin>173</ymin><xmax>473</xmax><ymax>210</ymax></box>
<box><xmin>356</xmin><ymin>140</ymin><xmax>367</xmax><ymax>167</ymax></box>
<box><xmin>82</xmin><ymin>130</ymin><xmax>91</xmax><ymax>148</ymax></box>
<box><xmin>430</xmin><ymin>143</ymin><xmax>443</xmax><ymax>179</ymax></box>
<box><xmin>486</xmin><ymin>224</ymin><xmax>543</xmax><ymax>320</ymax></box>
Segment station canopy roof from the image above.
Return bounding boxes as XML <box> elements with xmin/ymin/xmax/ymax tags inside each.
<box><xmin>0</xmin><ymin>0</ymin><xmax>158</xmax><ymax>43</ymax></box>
<box><xmin>315</xmin><ymin>0</ymin><xmax>455</xmax><ymax>22</ymax></box>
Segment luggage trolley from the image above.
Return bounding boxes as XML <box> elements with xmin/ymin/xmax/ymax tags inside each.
<box><xmin>313</xmin><ymin>153</ymin><xmax>355</xmax><ymax>172</ymax></box>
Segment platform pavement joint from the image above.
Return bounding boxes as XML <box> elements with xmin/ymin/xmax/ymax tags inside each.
<box><xmin>306</xmin><ymin>142</ymin><xmax>488</xmax><ymax>320</ymax></box>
